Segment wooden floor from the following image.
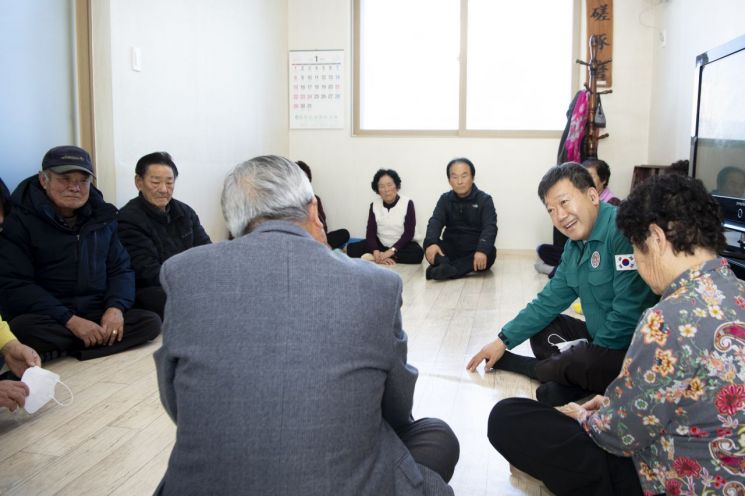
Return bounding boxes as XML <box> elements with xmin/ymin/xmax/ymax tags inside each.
<box><xmin>0</xmin><ymin>251</ymin><xmax>556</xmax><ymax>495</ymax></box>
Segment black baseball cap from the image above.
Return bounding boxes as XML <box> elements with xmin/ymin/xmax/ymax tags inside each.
<box><xmin>42</xmin><ymin>146</ymin><xmax>95</xmax><ymax>177</ymax></box>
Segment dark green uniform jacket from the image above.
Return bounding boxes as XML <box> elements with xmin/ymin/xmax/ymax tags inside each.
<box><xmin>501</xmin><ymin>202</ymin><xmax>658</xmax><ymax>350</ymax></box>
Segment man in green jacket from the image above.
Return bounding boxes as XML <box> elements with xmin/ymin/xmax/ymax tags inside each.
<box><xmin>467</xmin><ymin>163</ymin><xmax>657</xmax><ymax>406</ymax></box>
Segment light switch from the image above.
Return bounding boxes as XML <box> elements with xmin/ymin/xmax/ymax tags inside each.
<box><xmin>131</xmin><ymin>47</ymin><xmax>142</xmax><ymax>72</ymax></box>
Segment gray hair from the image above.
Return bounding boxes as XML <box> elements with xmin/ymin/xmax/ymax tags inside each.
<box><xmin>221</xmin><ymin>155</ymin><xmax>314</xmax><ymax>237</ymax></box>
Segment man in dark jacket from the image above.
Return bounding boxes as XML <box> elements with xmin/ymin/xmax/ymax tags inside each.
<box><xmin>0</xmin><ymin>146</ymin><xmax>161</xmax><ymax>361</ymax></box>
<box><xmin>118</xmin><ymin>152</ymin><xmax>211</xmax><ymax>319</ymax></box>
<box><xmin>423</xmin><ymin>158</ymin><xmax>498</xmax><ymax>280</ymax></box>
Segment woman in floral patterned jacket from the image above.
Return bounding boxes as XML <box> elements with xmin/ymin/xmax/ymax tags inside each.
<box><xmin>488</xmin><ymin>174</ymin><xmax>745</xmax><ymax>496</ymax></box>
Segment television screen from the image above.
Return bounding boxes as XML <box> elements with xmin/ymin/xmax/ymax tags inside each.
<box><xmin>691</xmin><ymin>34</ymin><xmax>745</xmax><ymax>235</ymax></box>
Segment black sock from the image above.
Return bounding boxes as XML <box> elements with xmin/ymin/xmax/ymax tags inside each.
<box><xmin>491</xmin><ymin>351</ymin><xmax>539</xmax><ymax>380</ymax></box>
<box><xmin>426</xmin><ymin>262</ymin><xmax>459</xmax><ymax>281</ymax></box>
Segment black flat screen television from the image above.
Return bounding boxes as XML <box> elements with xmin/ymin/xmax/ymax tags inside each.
<box><xmin>691</xmin><ymin>34</ymin><xmax>745</xmax><ymax>266</ymax></box>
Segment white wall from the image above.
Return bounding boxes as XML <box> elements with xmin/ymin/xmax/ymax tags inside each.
<box><xmin>288</xmin><ymin>0</ymin><xmax>655</xmax><ymax>250</ymax></box>
<box><xmin>0</xmin><ymin>0</ymin><xmax>76</xmax><ymax>191</ymax></box>
<box><xmin>648</xmin><ymin>0</ymin><xmax>745</xmax><ymax>164</ymax></box>
<box><xmin>87</xmin><ymin>1</ymin><xmax>745</xmax><ymax>245</ymax></box>
<box><xmin>94</xmin><ymin>0</ymin><xmax>288</xmax><ymax>240</ymax></box>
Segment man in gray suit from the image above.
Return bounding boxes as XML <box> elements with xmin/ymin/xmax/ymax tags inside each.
<box><xmin>155</xmin><ymin>155</ymin><xmax>459</xmax><ymax>495</ymax></box>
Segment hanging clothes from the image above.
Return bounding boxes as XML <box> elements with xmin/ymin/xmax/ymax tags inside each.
<box><xmin>557</xmin><ymin>89</ymin><xmax>589</xmax><ymax>164</ymax></box>
<box><xmin>594</xmin><ymin>95</ymin><xmax>606</xmax><ymax>128</ymax></box>
<box><xmin>556</xmin><ymin>91</ymin><xmax>580</xmax><ymax>164</ymax></box>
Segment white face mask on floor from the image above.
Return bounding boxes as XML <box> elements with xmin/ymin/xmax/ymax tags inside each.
<box><xmin>547</xmin><ymin>334</ymin><xmax>588</xmax><ymax>353</ymax></box>
<box><xmin>20</xmin><ymin>366</ymin><xmax>73</xmax><ymax>414</ymax></box>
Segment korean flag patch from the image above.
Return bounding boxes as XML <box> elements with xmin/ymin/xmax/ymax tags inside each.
<box><xmin>615</xmin><ymin>254</ymin><xmax>636</xmax><ymax>271</ymax></box>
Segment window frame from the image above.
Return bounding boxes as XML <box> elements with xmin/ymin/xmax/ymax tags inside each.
<box><xmin>352</xmin><ymin>0</ymin><xmax>581</xmax><ymax>138</ymax></box>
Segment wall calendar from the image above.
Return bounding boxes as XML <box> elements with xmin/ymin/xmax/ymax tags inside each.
<box><xmin>289</xmin><ymin>50</ymin><xmax>344</xmax><ymax>129</ymax></box>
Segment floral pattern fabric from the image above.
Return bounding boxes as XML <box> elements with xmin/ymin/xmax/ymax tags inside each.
<box><xmin>583</xmin><ymin>258</ymin><xmax>745</xmax><ymax>495</ymax></box>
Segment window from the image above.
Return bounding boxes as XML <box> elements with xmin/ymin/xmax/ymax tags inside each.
<box><xmin>354</xmin><ymin>0</ymin><xmax>579</xmax><ymax>135</ymax></box>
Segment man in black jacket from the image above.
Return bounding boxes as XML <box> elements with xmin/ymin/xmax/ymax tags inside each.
<box><xmin>0</xmin><ymin>146</ymin><xmax>161</xmax><ymax>361</ymax></box>
<box><xmin>118</xmin><ymin>152</ymin><xmax>211</xmax><ymax>319</ymax></box>
<box><xmin>423</xmin><ymin>158</ymin><xmax>498</xmax><ymax>280</ymax></box>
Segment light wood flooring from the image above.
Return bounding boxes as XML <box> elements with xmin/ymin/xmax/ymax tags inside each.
<box><xmin>0</xmin><ymin>250</ymin><xmax>556</xmax><ymax>495</ymax></box>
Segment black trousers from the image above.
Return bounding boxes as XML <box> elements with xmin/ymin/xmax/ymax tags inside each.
<box><xmin>9</xmin><ymin>309</ymin><xmax>161</xmax><ymax>361</ymax></box>
<box><xmin>326</xmin><ymin>229</ymin><xmax>350</xmax><ymax>250</ymax></box>
<box><xmin>396</xmin><ymin>417</ymin><xmax>460</xmax><ymax>483</ymax></box>
<box><xmin>536</xmin><ymin>227</ymin><xmax>567</xmax><ymax>278</ymax></box>
<box><xmin>537</xmin><ymin>227</ymin><xmax>568</xmax><ymax>266</ymax></box>
<box><xmin>427</xmin><ymin>239</ymin><xmax>496</xmax><ymax>280</ymax></box>
<box><xmin>530</xmin><ymin>315</ymin><xmax>627</xmax><ymax>405</ymax></box>
<box><xmin>536</xmin><ymin>243</ymin><xmax>563</xmax><ymax>267</ymax></box>
<box><xmin>135</xmin><ymin>286</ymin><xmax>167</xmax><ymax>320</ymax></box>
<box><xmin>488</xmin><ymin>398</ymin><xmax>643</xmax><ymax>496</ymax></box>
<box><xmin>347</xmin><ymin>239</ymin><xmax>425</xmax><ymax>264</ymax></box>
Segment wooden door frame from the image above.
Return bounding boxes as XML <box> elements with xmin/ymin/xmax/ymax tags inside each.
<box><xmin>74</xmin><ymin>0</ymin><xmax>95</xmax><ymax>167</ymax></box>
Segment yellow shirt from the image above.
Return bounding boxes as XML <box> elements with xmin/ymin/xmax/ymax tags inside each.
<box><xmin>0</xmin><ymin>315</ymin><xmax>16</xmax><ymax>350</ymax></box>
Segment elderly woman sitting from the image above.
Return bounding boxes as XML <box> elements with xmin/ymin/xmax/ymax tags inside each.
<box><xmin>488</xmin><ymin>174</ymin><xmax>745</xmax><ymax>495</ymax></box>
<box><xmin>583</xmin><ymin>158</ymin><xmax>621</xmax><ymax>206</ymax></box>
<box><xmin>347</xmin><ymin>168</ymin><xmax>424</xmax><ymax>265</ymax></box>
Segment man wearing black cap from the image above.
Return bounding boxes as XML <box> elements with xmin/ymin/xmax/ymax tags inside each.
<box><xmin>0</xmin><ymin>146</ymin><xmax>161</xmax><ymax>361</ymax></box>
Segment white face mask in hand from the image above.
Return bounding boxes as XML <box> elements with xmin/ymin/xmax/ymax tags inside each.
<box><xmin>20</xmin><ymin>366</ymin><xmax>73</xmax><ymax>414</ymax></box>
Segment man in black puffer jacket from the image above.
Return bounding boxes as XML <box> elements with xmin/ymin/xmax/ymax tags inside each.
<box><xmin>0</xmin><ymin>146</ymin><xmax>161</xmax><ymax>361</ymax></box>
<box><xmin>118</xmin><ymin>151</ymin><xmax>211</xmax><ymax>319</ymax></box>
<box><xmin>424</xmin><ymin>158</ymin><xmax>498</xmax><ymax>280</ymax></box>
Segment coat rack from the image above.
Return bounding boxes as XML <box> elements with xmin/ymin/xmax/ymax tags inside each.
<box><xmin>576</xmin><ymin>35</ymin><xmax>612</xmax><ymax>159</ymax></box>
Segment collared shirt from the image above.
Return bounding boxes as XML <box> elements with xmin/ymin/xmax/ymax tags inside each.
<box><xmin>584</xmin><ymin>258</ymin><xmax>745</xmax><ymax>495</ymax></box>
<box><xmin>501</xmin><ymin>202</ymin><xmax>657</xmax><ymax>349</ymax></box>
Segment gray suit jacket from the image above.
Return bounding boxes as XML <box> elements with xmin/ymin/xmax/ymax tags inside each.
<box><xmin>154</xmin><ymin>221</ymin><xmax>453</xmax><ymax>496</ymax></box>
